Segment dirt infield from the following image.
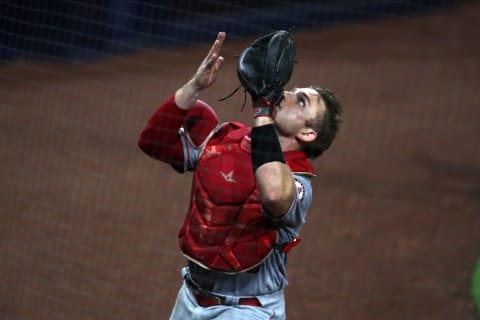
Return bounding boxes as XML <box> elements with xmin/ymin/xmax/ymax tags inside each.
<box><xmin>1</xmin><ymin>2</ymin><xmax>479</xmax><ymax>319</ymax></box>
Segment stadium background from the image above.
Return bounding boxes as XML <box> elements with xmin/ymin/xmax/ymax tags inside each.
<box><xmin>1</xmin><ymin>1</ymin><xmax>479</xmax><ymax>319</ymax></box>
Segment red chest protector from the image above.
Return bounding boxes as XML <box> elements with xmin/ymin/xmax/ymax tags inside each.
<box><xmin>178</xmin><ymin>124</ymin><xmax>315</xmax><ymax>273</ymax></box>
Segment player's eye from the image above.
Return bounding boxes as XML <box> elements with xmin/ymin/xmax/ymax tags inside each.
<box><xmin>296</xmin><ymin>95</ymin><xmax>306</xmax><ymax>107</ymax></box>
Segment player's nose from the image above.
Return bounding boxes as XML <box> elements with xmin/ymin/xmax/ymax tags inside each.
<box><xmin>282</xmin><ymin>90</ymin><xmax>294</xmax><ymax>104</ymax></box>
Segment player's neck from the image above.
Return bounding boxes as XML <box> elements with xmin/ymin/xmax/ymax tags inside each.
<box><xmin>278</xmin><ymin>135</ymin><xmax>301</xmax><ymax>153</ymax></box>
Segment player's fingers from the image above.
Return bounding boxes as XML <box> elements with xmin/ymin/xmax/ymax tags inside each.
<box><xmin>214</xmin><ymin>56</ymin><xmax>224</xmax><ymax>71</ymax></box>
<box><xmin>204</xmin><ymin>54</ymin><xmax>218</xmax><ymax>69</ymax></box>
<box><xmin>198</xmin><ymin>32</ymin><xmax>225</xmax><ymax>78</ymax></box>
<box><xmin>208</xmin><ymin>32</ymin><xmax>226</xmax><ymax>61</ymax></box>
<box><xmin>205</xmin><ymin>32</ymin><xmax>224</xmax><ymax>60</ymax></box>
<box><xmin>216</xmin><ymin>32</ymin><xmax>226</xmax><ymax>48</ymax></box>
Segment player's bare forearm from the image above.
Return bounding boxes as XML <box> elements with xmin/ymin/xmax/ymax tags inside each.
<box><xmin>255</xmin><ymin>162</ymin><xmax>295</xmax><ymax>217</ymax></box>
<box><xmin>175</xmin><ymin>79</ymin><xmax>202</xmax><ymax>110</ymax></box>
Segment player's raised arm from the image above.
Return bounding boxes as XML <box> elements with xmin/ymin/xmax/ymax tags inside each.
<box><xmin>138</xmin><ymin>32</ymin><xmax>225</xmax><ymax>167</ymax></box>
<box><xmin>236</xmin><ymin>30</ymin><xmax>298</xmax><ymax>217</ymax></box>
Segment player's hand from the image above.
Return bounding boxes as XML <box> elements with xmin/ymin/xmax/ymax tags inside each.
<box><xmin>192</xmin><ymin>32</ymin><xmax>226</xmax><ymax>91</ymax></box>
<box><xmin>237</xmin><ymin>30</ymin><xmax>295</xmax><ymax>106</ymax></box>
<box><xmin>175</xmin><ymin>32</ymin><xmax>226</xmax><ymax>109</ymax></box>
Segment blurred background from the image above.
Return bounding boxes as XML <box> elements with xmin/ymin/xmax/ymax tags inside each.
<box><xmin>1</xmin><ymin>1</ymin><xmax>479</xmax><ymax>319</ymax></box>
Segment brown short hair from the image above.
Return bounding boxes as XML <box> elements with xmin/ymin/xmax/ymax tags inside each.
<box><xmin>301</xmin><ymin>86</ymin><xmax>343</xmax><ymax>159</ymax></box>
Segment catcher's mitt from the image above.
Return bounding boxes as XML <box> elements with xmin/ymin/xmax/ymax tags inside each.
<box><xmin>237</xmin><ymin>30</ymin><xmax>296</xmax><ymax>105</ymax></box>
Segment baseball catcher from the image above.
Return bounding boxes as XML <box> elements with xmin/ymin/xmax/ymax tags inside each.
<box><xmin>138</xmin><ymin>30</ymin><xmax>342</xmax><ymax>320</ymax></box>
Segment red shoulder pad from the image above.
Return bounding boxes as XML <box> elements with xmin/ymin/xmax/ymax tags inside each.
<box><xmin>184</xmin><ymin>100</ymin><xmax>219</xmax><ymax>146</ymax></box>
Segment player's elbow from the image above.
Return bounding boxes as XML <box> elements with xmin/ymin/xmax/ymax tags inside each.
<box><xmin>261</xmin><ymin>188</ymin><xmax>292</xmax><ymax>204</ymax></box>
<box><xmin>256</xmin><ymin>165</ymin><xmax>296</xmax><ymax>214</ymax></box>
<box><xmin>260</xmin><ymin>184</ymin><xmax>295</xmax><ymax>217</ymax></box>
<box><xmin>261</xmin><ymin>194</ymin><xmax>293</xmax><ymax>218</ymax></box>
<box><xmin>137</xmin><ymin>133</ymin><xmax>156</xmax><ymax>157</ymax></box>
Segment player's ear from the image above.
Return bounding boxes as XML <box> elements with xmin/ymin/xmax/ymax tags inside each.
<box><xmin>296</xmin><ymin>127</ymin><xmax>317</xmax><ymax>143</ymax></box>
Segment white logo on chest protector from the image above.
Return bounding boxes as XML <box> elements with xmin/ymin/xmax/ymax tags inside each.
<box><xmin>221</xmin><ymin>170</ymin><xmax>237</xmax><ymax>183</ymax></box>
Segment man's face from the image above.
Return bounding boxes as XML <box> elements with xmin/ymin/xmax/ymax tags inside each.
<box><xmin>274</xmin><ymin>87</ymin><xmax>326</xmax><ymax>139</ymax></box>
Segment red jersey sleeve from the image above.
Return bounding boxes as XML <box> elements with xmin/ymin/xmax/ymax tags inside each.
<box><xmin>138</xmin><ymin>95</ymin><xmax>188</xmax><ymax>169</ymax></box>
